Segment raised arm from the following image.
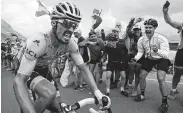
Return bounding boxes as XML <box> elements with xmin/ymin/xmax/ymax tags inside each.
<box><xmin>163</xmin><ymin>2</ymin><xmax>182</xmax><ymax>31</ymax></box>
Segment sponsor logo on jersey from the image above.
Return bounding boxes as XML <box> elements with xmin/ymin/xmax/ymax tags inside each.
<box><xmin>33</xmin><ymin>40</ymin><xmax>40</xmax><ymax>46</ymax></box>
<box><xmin>25</xmin><ymin>48</ymin><xmax>38</xmax><ymax>61</ymax></box>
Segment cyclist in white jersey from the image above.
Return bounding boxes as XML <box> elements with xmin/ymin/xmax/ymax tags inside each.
<box><xmin>13</xmin><ymin>2</ymin><xmax>111</xmax><ymax>113</ymax></box>
<box><xmin>132</xmin><ymin>18</ymin><xmax>170</xmax><ymax>113</ymax></box>
<box><xmin>163</xmin><ymin>1</ymin><xmax>183</xmax><ymax>100</ymax></box>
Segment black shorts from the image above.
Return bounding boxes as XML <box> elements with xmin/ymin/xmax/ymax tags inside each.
<box><xmin>89</xmin><ymin>59</ymin><xmax>100</xmax><ymax>64</ymax></box>
<box><xmin>27</xmin><ymin>67</ymin><xmax>53</xmax><ymax>90</ymax></box>
<box><xmin>107</xmin><ymin>61</ymin><xmax>128</xmax><ymax>71</ymax></box>
<box><xmin>142</xmin><ymin>58</ymin><xmax>171</xmax><ymax>73</ymax></box>
<box><xmin>128</xmin><ymin>54</ymin><xmax>145</xmax><ymax>65</ymax></box>
<box><xmin>175</xmin><ymin>48</ymin><xmax>183</xmax><ymax>67</ymax></box>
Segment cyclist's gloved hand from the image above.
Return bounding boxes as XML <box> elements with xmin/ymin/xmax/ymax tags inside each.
<box><xmin>94</xmin><ymin>91</ymin><xmax>111</xmax><ymax>111</ymax></box>
<box><xmin>60</xmin><ymin>103</ymin><xmax>72</xmax><ymax>113</ymax></box>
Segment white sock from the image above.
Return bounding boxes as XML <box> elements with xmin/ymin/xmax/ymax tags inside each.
<box><xmin>106</xmin><ymin>88</ymin><xmax>110</xmax><ymax>93</ymax></box>
<box><xmin>120</xmin><ymin>87</ymin><xmax>124</xmax><ymax>91</ymax></box>
<box><xmin>171</xmin><ymin>89</ymin><xmax>176</xmax><ymax>92</ymax></box>
<box><xmin>94</xmin><ymin>90</ymin><xmax>103</xmax><ymax>99</ymax></box>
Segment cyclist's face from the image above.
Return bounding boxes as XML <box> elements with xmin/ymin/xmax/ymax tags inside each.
<box><xmin>56</xmin><ymin>19</ymin><xmax>78</xmax><ymax>44</ymax></box>
<box><xmin>145</xmin><ymin>25</ymin><xmax>156</xmax><ymax>38</ymax></box>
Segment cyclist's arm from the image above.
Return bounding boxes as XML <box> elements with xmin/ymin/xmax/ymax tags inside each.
<box><xmin>163</xmin><ymin>10</ymin><xmax>182</xmax><ymax>31</ymax></box>
<box><xmin>69</xmin><ymin>39</ymin><xmax>101</xmax><ymax>96</ymax></box>
<box><xmin>13</xmin><ymin>34</ymin><xmax>45</xmax><ymax>113</ymax></box>
<box><xmin>134</xmin><ymin>37</ymin><xmax>144</xmax><ymax>61</ymax></box>
<box><xmin>78</xmin><ymin>38</ymin><xmax>91</xmax><ymax>47</ymax></box>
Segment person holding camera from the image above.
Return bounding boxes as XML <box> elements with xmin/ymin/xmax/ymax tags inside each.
<box><xmin>163</xmin><ymin>1</ymin><xmax>183</xmax><ymax>100</ymax></box>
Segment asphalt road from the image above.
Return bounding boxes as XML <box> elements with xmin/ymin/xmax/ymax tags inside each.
<box><xmin>1</xmin><ymin>68</ymin><xmax>183</xmax><ymax>113</ymax></box>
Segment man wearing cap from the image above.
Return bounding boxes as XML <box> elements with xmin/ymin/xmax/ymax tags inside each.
<box><xmin>73</xmin><ymin>28</ymin><xmax>88</xmax><ymax>91</ymax></box>
<box><xmin>132</xmin><ymin>18</ymin><xmax>170</xmax><ymax>113</ymax></box>
<box><xmin>79</xmin><ymin>31</ymin><xmax>105</xmax><ymax>88</ymax></box>
<box><xmin>125</xmin><ymin>22</ymin><xmax>145</xmax><ymax>96</ymax></box>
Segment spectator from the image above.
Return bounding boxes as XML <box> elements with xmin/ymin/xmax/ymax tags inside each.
<box><xmin>101</xmin><ymin>29</ymin><xmax>106</xmax><ymax>41</ymax></box>
<box><xmin>133</xmin><ymin>18</ymin><xmax>170</xmax><ymax>113</ymax></box>
<box><xmin>104</xmin><ymin>32</ymin><xmax>129</xmax><ymax>96</ymax></box>
<box><xmin>79</xmin><ymin>31</ymin><xmax>105</xmax><ymax>92</ymax></box>
<box><xmin>163</xmin><ymin>1</ymin><xmax>183</xmax><ymax>100</ymax></box>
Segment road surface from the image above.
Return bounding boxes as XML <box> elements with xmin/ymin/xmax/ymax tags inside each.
<box><xmin>1</xmin><ymin>68</ymin><xmax>183</xmax><ymax>113</ymax></box>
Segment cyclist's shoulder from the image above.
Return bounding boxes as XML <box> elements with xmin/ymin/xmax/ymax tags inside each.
<box><xmin>27</xmin><ymin>32</ymin><xmax>47</xmax><ymax>48</ymax></box>
<box><xmin>25</xmin><ymin>32</ymin><xmax>47</xmax><ymax>60</ymax></box>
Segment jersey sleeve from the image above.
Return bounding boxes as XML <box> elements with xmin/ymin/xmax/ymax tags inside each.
<box><xmin>157</xmin><ymin>35</ymin><xmax>169</xmax><ymax>59</ymax></box>
<box><xmin>134</xmin><ymin>36</ymin><xmax>144</xmax><ymax>61</ymax></box>
<box><xmin>17</xmin><ymin>33</ymin><xmax>46</xmax><ymax>76</ymax></box>
<box><xmin>69</xmin><ymin>38</ymin><xmax>84</xmax><ymax>66</ymax></box>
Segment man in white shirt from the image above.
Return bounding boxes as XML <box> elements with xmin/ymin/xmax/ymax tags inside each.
<box><xmin>132</xmin><ymin>18</ymin><xmax>170</xmax><ymax>113</ymax></box>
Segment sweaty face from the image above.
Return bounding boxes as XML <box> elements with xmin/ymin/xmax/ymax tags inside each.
<box><xmin>56</xmin><ymin>20</ymin><xmax>78</xmax><ymax>44</ymax></box>
<box><xmin>145</xmin><ymin>25</ymin><xmax>156</xmax><ymax>38</ymax></box>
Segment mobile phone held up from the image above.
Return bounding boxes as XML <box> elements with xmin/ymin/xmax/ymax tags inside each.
<box><xmin>164</xmin><ymin>1</ymin><xmax>170</xmax><ymax>8</ymax></box>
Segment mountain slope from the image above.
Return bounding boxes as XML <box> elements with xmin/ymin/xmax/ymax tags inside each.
<box><xmin>1</xmin><ymin>19</ymin><xmax>26</xmax><ymax>42</ymax></box>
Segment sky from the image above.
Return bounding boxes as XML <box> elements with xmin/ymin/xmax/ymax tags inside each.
<box><xmin>1</xmin><ymin>0</ymin><xmax>183</xmax><ymax>38</ymax></box>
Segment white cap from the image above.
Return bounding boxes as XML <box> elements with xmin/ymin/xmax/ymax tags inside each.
<box><xmin>133</xmin><ymin>24</ymin><xmax>141</xmax><ymax>30</ymax></box>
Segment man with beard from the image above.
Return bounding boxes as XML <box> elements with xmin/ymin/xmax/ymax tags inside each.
<box><xmin>163</xmin><ymin>1</ymin><xmax>183</xmax><ymax>100</ymax></box>
<box><xmin>132</xmin><ymin>18</ymin><xmax>170</xmax><ymax>113</ymax></box>
<box><xmin>13</xmin><ymin>2</ymin><xmax>111</xmax><ymax>113</ymax></box>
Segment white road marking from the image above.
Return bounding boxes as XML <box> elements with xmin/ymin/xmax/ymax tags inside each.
<box><xmin>147</xmin><ymin>78</ymin><xmax>183</xmax><ymax>85</ymax></box>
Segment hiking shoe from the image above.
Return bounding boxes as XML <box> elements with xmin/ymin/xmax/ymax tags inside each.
<box><xmin>168</xmin><ymin>89</ymin><xmax>179</xmax><ymax>100</ymax></box>
<box><xmin>74</xmin><ymin>86</ymin><xmax>80</xmax><ymax>91</ymax></box>
<box><xmin>134</xmin><ymin>94</ymin><xmax>145</xmax><ymax>101</ymax></box>
<box><xmin>159</xmin><ymin>103</ymin><xmax>169</xmax><ymax>113</ymax></box>
<box><xmin>79</xmin><ymin>85</ymin><xmax>84</xmax><ymax>91</ymax></box>
<box><xmin>131</xmin><ymin>90</ymin><xmax>138</xmax><ymax>97</ymax></box>
<box><xmin>82</xmin><ymin>83</ymin><xmax>88</xmax><ymax>87</ymax></box>
<box><xmin>121</xmin><ymin>90</ymin><xmax>129</xmax><ymax>97</ymax></box>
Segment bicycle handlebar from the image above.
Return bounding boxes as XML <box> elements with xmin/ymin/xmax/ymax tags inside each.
<box><xmin>71</xmin><ymin>97</ymin><xmax>112</xmax><ymax>113</ymax></box>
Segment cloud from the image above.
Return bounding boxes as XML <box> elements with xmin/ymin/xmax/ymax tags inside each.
<box><xmin>2</xmin><ymin>0</ymin><xmax>51</xmax><ymax>38</ymax></box>
<box><xmin>1</xmin><ymin>0</ymin><xmax>183</xmax><ymax>39</ymax></box>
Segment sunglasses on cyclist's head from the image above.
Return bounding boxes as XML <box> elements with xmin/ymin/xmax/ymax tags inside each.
<box><xmin>57</xmin><ymin>19</ymin><xmax>79</xmax><ymax>30</ymax></box>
